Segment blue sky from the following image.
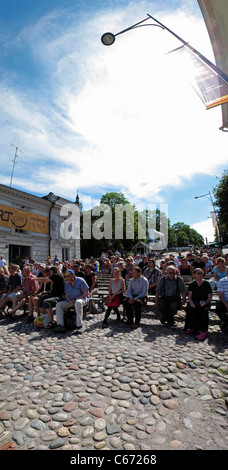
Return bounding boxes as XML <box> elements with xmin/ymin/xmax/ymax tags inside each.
<box><xmin>0</xmin><ymin>0</ymin><xmax>227</xmax><ymax>242</ymax></box>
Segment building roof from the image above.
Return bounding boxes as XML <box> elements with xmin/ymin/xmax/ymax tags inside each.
<box><xmin>197</xmin><ymin>0</ymin><xmax>228</xmax><ymax>130</ymax></box>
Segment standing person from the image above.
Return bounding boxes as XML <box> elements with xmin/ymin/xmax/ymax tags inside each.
<box><xmin>155</xmin><ymin>266</ymin><xmax>187</xmax><ymax>326</ymax></box>
<box><xmin>102</xmin><ymin>267</ymin><xmax>125</xmax><ymax>328</ymax></box>
<box><xmin>124</xmin><ymin>267</ymin><xmax>148</xmax><ymax>328</ymax></box>
<box><xmin>55</xmin><ymin>270</ymin><xmax>89</xmax><ymax>333</ymax></box>
<box><xmin>216</xmin><ymin>270</ymin><xmax>228</xmax><ymax>331</ymax></box>
<box><xmin>184</xmin><ymin>268</ymin><xmax>213</xmax><ymax>340</ymax></box>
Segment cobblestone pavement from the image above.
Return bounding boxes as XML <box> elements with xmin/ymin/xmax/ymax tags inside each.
<box><xmin>0</xmin><ymin>307</ymin><xmax>228</xmax><ymax>452</ymax></box>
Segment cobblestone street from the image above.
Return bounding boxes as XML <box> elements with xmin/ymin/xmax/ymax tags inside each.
<box><xmin>0</xmin><ymin>307</ymin><xmax>228</xmax><ymax>452</ymax></box>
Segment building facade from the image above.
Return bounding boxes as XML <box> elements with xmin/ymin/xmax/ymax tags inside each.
<box><xmin>0</xmin><ymin>184</ymin><xmax>80</xmax><ymax>266</ymax></box>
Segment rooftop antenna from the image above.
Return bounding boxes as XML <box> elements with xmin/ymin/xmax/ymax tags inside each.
<box><xmin>10</xmin><ymin>142</ymin><xmax>23</xmax><ymax>187</ymax></box>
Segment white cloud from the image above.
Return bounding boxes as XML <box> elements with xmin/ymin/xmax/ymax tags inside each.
<box><xmin>191</xmin><ymin>218</ymin><xmax>215</xmax><ymax>242</ymax></box>
<box><xmin>0</xmin><ymin>1</ymin><xmax>227</xmax><ymax>211</ymax></box>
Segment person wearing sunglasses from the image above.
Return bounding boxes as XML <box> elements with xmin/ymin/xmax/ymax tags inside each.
<box><xmin>55</xmin><ymin>269</ymin><xmax>89</xmax><ymax>333</ymax></box>
<box><xmin>184</xmin><ymin>268</ymin><xmax>212</xmax><ymax>340</ymax></box>
<box><xmin>154</xmin><ymin>266</ymin><xmax>187</xmax><ymax>326</ymax></box>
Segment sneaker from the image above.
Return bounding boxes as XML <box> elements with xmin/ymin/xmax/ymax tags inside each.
<box><xmin>76</xmin><ymin>327</ymin><xmax>83</xmax><ymax>334</ymax></box>
<box><xmin>186</xmin><ymin>329</ymin><xmax>195</xmax><ymax>335</ymax></box>
<box><xmin>195</xmin><ymin>332</ymin><xmax>207</xmax><ymax>341</ymax></box>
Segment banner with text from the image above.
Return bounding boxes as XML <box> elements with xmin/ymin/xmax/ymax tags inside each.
<box><xmin>0</xmin><ymin>204</ymin><xmax>49</xmax><ymax>234</ymax></box>
<box><xmin>173</xmin><ymin>45</ymin><xmax>228</xmax><ymax>109</ymax></box>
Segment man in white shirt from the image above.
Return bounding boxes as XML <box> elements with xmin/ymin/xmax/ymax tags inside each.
<box><xmin>216</xmin><ymin>273</ymin><xmax>228</xmax><ymax>331</ymax></box>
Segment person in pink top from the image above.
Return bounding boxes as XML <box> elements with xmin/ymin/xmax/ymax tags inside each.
<box><xmin>8</xmin><ymin>265</ymin><xmax>39</xmax><ymax>320</ymax></box>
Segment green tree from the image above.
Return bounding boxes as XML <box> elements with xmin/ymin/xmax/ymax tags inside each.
<box><xmin>213</xmin><ymin>170</ymin><xmax>228</xmax><ymax>244</ymax></box>
<box><xmin>171</xmin><ymin>222</ymin><xmax>204</xmax><ymax>247</ymax></box>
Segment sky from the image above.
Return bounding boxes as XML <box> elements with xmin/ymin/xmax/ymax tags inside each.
<box><xmin>0</xmin><ymin>0</ymin><xmax>227</xmax><ymax>243</ymax></box>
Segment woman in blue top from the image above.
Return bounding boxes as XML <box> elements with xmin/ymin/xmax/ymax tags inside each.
<box><xmin>213</xmin><ymin>257</ymin><xmax>227</xmax><ymax>288</ymax></box>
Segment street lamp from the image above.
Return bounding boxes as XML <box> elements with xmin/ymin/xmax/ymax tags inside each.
<box><xmin>194</xmin><ymin>192</ymin><xmax>221</xmax><ymax>243</ymax></box>
<box><xmin>101</xmin><ymin>16</ymin><xmax>165</xmax><ymax>46</ymax></box>
<box><xmin>101</xmin><ymin>13</ymin><xmax>228</xmax><ymax>115</ymax></box>
<box><xmin>101</xmin><ymin>13</ymin><xmax>228</xmax><ymax>81</ymax></box>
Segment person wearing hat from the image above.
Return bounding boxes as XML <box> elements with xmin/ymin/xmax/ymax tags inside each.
<box><xmin>55</xmin><ymin>269</ymin><xmax>89</xmax><ymax>333</ymax></box>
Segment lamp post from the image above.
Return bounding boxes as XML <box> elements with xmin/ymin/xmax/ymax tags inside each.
<box><xmin>101</xmin><ymin>13</ymin><xmax>228</xmax><ymax>84</ymax></box>
<box><xmin>101</xmin><ymin>13</ymin><xmax>228</xmax><ymax>116</ymax></box>
<box><xmin>194</xmin><ymin>192</ymin><xmax>221</xmax><ymax>243</ymax></box>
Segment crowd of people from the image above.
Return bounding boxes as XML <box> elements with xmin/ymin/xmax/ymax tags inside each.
<box><xmin>0</xmin><ymin>246</ymin><xmax>228</xmax><ymax>340</ymax></box>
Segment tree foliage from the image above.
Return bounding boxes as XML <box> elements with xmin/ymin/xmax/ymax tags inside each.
<box><xmin>213</xmin><ymin>170</ymin><xmax>228</xmax><ymax>244</ymax></box>
<box><xmin>80</xmin><ymin>192</ymin><xmax>205</xmax><ymax>257</ymax></box>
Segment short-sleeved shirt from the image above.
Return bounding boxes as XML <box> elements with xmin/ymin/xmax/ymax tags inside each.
<box><xmin>49</xmin><ymin>273</ymin><xmax>65</xmax><ymax>296</ymax></box>
<box><xmin>23</xmin><ymin>274</ymin><xmax>39</xmax><ymax>294</ymax></box>
<box><xmin>156</xmin><ymin>275</ymin><xmax>188</xmax><ymax>297</ymax></box>
<box><xmin>9</xmin><ymin>273</ymin><xmax>22</xmax><ymax>291</ymax></box>
<box><xmin>213</xmin><ymin>266</ymin><xmax>227</xmax><ymax>280</ymax></box>
<box><xmin>65</xmin><ymin>277</ymin><xmax>89</xmax><ymax>301</ymax></box>
<box><xmin>188</xmin><ymin>280</ymin><xmax>212</xmax><ymax>302</ymax></box>
<box><xmin>193</xmin><ymin>260</ymin><xmax>206</xmax><ymax>270</ymax></box>
<box><xmin>217</xmin><ymin>276</ymin><xmax>228</xmax><ymax>301</ymax></box>
<box><xmin>84</xmin><ymin>273</ymin><xmax>97</xmax><ymax>289</ymax></box>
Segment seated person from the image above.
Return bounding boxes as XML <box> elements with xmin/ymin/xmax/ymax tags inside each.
<box><xmin>84</xmin><ymin>264</ymin><xmax>97</xmax><ymax>295</ymax></box>
<box><xmin>202</xmin><ymin>255</ymin><xmax>213</xmax><ymax>274</ymax></box>
<box><xmin>192</xmin><ymin>256</ymin><xmax>207</xmax><ymax>275</ymax></box>
<box><xmin>154</xmin><ymin>266</ymin><xmax>187</xmax><ymax>326</ymax></box>
<box><xmin>184</xmin><ymin>268</ymin><xmax>212</xmax><ymax>340</ymax></box>
<box><xmin>55</xmin><ymin>269</ymin><xmax>89</xmax><ymax>333</ymax></box>
<box><xmin>27</xmin><ymin>267</ymin><xmax>51</xmax><ymax>321</ymax></box>
<box><xmin>101</xmin><ymin>258</ymin><xmax>111</xmax><ymax>274</ymax></box>
<box><xmin>139</xmin><ymin>255</ymin><xmax>148</xmax><ymax>273</ymax></box>
<box><xmin>36</xmin><ymin>266</ymin><xmax>65</xmax><ymax>327</ymax></box>
<box><xmin>102</xmin><ymin>267</ymin><xmax>125</xmax><ymax>327</ymax></box>
<box><xmin>124</xmin><ymin>267</ymin><xmax>148</xmax><ymax>329</ymax></box>
<box><xmin>72</xmin><ymin>263</ymin><xmax>85</xmax><ymax>279</ymax></box>
<box><xmin>179</xmin><ymin>257</ymin><xmax>193</xmax><ymax>282</ymax></box>
<box><xmin>8</xmin><ymin>265</ymin><xmax>39</xmax><ymax>319</ymax></box>
<box><xmin>0</xmin><ymin>267</ymin><xmax>9</xmax><ymax>299</ymax></box>
<box><xmin>216</xmin><ymin>271</ymin><xmax>228</xmax><ymax>331</ymax></box>
<box><xmin>143</xmin><ymin>258</ymin><xmax>161</xmax><ymax>294</ymax></box>
<box><xmin>212</xmin><ymin>257</ymin><xmax>227</xmax><ymax>288</ymax></box>
<box><xmin>0</xmin><ymin>264</ymin><xmax>23</xmax><ymax>315</ymax></box>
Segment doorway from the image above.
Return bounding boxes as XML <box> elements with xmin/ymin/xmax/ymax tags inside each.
<box><xmin>9</xmin><ymin>244</ymin><xmax>31</xmax><ymax>268</ymax></box>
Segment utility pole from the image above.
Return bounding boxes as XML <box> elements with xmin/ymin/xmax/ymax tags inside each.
<box><xmin>10</xmin><ymin>143</ymin><xmax>23</xmax><ymax>187</ymax></box>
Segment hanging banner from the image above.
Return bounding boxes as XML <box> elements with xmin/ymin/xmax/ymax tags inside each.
<box><xmin>210</xmin><ymin>211</ymin><xmax>218</xmax><ymax>227</ymax></box>
<box><xmin>0</xmin><ymin>204</ymin><xmax>49</xmax><ymax>234</ymax></box>
<box><xmin>170</xmin><ymin>45</ymin><xmax>228</xmax><ymax>109</ymax></box>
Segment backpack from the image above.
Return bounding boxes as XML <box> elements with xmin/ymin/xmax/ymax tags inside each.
<box><xmin>64</xmin><ymin>309</ymin><xmax>76</xmax><ymax>330</ymax></box>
